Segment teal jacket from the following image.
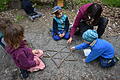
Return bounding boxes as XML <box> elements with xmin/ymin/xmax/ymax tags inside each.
<box><xmin>53</xmin><ymin>14</ymin><xmax>69</xmax><ymax>34</ymax></box>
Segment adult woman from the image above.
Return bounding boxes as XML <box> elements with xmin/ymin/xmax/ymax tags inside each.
<box><xmin>67</xmin><ymin>3</ymin><xmax>108</xmax><ymax>43</ymax></box>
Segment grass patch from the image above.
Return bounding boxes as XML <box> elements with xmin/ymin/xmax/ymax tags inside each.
<box><xmin>0</xmin><ymin>0</ymin><xmax>11</xmax><ymax>11</ymax></box>
<box><xmin>64</xmin><ymin>0</ymin><xmax>96</xmax><ymax>9</ymax></box>
<box><xmin>102</xmin><ymin>0</ymin><xmax>120</xmax><ymax>7</ymax></box>
<box><xmin>15</xmin><ymin>15</ymin><xmax>25</xmax><ymax>22</ymax></box>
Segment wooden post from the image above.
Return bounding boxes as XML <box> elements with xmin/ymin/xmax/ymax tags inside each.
<box><xmin>57</xmin><ymin>0</ymin><xmax>64</xmax><ymax>7</ymax></box>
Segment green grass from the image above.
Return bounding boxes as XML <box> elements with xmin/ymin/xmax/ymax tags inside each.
<box><xmin>15</xmin><ymin>15</ymin><xmax>25</xmax><ymax>22</ymax></box>
<box><xmin>102</xmin><ymin>0</ymin><xmax>120</xmax><ymax>7</ymax></box>
<box><xmin>73</xmin><ymin>0</ymin><xmax>93</xmax><ymax>5</ymax></box>
<box><xmin>0</xmin><ymin>0</ymin><xmax>11</xmax><ymax>11</ymax></box>
<box><xmin>64</xmin><ymin>0</ymin><xmax>96</xmax><ymax>9</ymax></box>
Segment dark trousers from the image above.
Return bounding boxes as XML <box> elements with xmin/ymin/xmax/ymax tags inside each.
<box><xmin>76</xmin><ymin>17</ymin><xmax>108</xmax><ymax>38</ymax></box>
<box><xmin>21</xmin><ymin>0</ymin><xmax>36</xmax><ymax>15</ymax></box>
<box><xmin>51</xmin><ymin>31</ymin><xmax>70</xmax><ymax>41</ymax></box>
<box><xmin>99</xmin><ymin>57</ymin><xmax>117</xmax><ymax>68</ymax></box>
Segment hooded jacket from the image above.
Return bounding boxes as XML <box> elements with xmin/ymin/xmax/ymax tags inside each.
<box><xmin>5</xmin><ymin>40</ymin><xmax>36</xmax><ymax>70</ymax></box>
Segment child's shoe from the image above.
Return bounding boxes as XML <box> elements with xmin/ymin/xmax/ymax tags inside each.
<box><xmin>114</xmin><ymin>56</ymin><xmax>119</xmax><ymax>62</ymax></box>
<box><xmin>28</xmin><ymin>12</ymin><xmax>42</xmax><ymax>21</ymax></box>
<box><xmin>19</xmin><ymin>69</ymin><xmax>29</xmax><ymax>79</ymax></box>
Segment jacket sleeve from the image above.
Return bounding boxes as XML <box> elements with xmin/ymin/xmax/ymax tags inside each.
<box><xmin>53</xmin><ymin>18</ymin><xmax>59</xmax><ymax>34</ymax></box>
<box><xmin>64</xmin><ymin>17</ymin><xmax>70</xmax><ymax>32</ymax></box>
<box><xmin>70</xmin><ymin>9</ymin><xmax>83</xmax><ymax>37</ymax></box>
<box><xmin>18</xmin><ymin>53</ymin><xmax>36</xmax><ymax>69</ymax></box>
<box><xmin>75</xmin><ymin>43</ymin><xmax>89</xmax><ymax>50</ymax></box>
<box><xmin>85</xmin><ymin>49</ymin><xmax>103</xmax><ymax>63</ymax></box>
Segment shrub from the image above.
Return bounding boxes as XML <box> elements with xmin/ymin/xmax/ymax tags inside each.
<box><xmin>0</xmin><ymin>0</ymin><xmax>11</xmax><ymax>11</ymax></box>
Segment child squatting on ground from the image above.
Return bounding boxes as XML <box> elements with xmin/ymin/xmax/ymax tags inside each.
<box><xmin>71</xmin><ymin>29</ymin><xmax>118</xmax><ymax>68</ymax></box>
<box><xmin>4</xmin><ymin>23</ymin><xmax>45</xmax><ymax>79</ymax></box>
<box><xmin>51</xmin><ymin>6</ymin><xmax>70</xmax><ymax>41</ymax></box>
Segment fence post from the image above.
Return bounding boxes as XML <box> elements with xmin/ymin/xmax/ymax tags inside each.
<box><xmin>54</xmin><ymin>0</ymin><xmax>64</xmax><ymax>7</ymax></box>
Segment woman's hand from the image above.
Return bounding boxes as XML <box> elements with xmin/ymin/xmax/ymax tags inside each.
<box><xmin>67</xmin><ymin>37</ymin><xmax>72</xmax><ymax>44</ymax></box>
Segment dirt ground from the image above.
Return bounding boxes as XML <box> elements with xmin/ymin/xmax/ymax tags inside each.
<box><xmin>0</xmin><ymin>5</ymin><xmax>120</xmax><ymax>80</ymax></box>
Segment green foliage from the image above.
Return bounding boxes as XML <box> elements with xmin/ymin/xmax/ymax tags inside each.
<box><xmin>0</xmin><ymin>0</ymin><xmax>11</xmax><ymax>11</ymax></box>
<box><xmin>102</xmin><ymin>0</ymin><xmax>120</xmax><ymax>7</ymax></box>
<box><xmin>64</xmin><ymin>0</ymin><xmax>95</xmax><ymax>9</ymax></box>
<box><xmin>15</xmin><ymin>15</ymin><xmax>25</xmax><ymax>22</ymax></box>
<box><xmin>73</xmin><ymin>0</ymin><xmax>92</xmax><ymax>5</ymax></box>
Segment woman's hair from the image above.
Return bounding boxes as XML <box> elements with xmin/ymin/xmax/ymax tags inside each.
<box><xmin>4</xmin><ymin>23</ymin><xmax>24</xmax><ymax>49</ymax></box>
<box><xmin>85</xmin><ymin>3</ymin><xmax>103</xmax><ymax>25</ymax></box>
<box><xmin>0</xmin><ymin>18</ymin><xmax>12</xmax><ymax>32</ymax></box>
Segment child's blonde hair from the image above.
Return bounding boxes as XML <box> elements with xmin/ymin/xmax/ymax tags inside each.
<box><xmin>4</xmin><ymin>23</ymin><xmax>24</xmax><ymax>49</ymax></box>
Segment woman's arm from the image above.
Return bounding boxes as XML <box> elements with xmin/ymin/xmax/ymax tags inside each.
<box><xmin>70</xmin><ymin>10</ymin><xmax>83</xmax><ymax>37</ymax></box>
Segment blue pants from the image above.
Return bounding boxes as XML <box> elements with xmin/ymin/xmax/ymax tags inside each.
<box><xmin>51</xmin><ymin>31</ymin><xmax>70</xmax><ymax>41</ymax></box>
<box><xmin>99</xmin><ymin>57</ymin><xmax>117</xmax><ymax>68</ymax></box>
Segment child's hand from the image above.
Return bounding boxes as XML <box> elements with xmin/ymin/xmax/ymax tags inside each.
<box><xmin>59</xmin><ymin>34</ymin><xmax>63</xmax><ymax>38</ymax></box>
<box><xmin>83</xmin><ymin>59</ymin><xmax>86</xmax><ymax>62</ymax></box>
<box><xmin>61</xmin><ymin>33</ymin><xmax>65</xmax><ymax>37</ymax></box>
<box><xmin>32</xmin><ymin>50</ymin><xmax>39</xmax><ymax>54</ymax></box>
<box><xmin>70</xmin><ymin>46</ymin><xmax>75</xmax><ymax>51</ymax></box>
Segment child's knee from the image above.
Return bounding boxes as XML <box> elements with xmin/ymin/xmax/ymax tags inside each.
<box><xmin>64</xmin><ymin>33</ymin><xmax>70</xmax><ymax>40</ymax></box>
<box><xmin>53</xmin><ymin>36</ymin><xmax>61</xmax><ymax>41</ymax></box>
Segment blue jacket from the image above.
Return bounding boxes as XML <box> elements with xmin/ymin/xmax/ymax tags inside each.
<box><xmin>53</xmin><ymin>14</ymin><xmax>69</xmax><ymax>34</ymax></box>
<box><xmin>75</xmin><ymin>39</ymin><xmax>114</xmax><ymax>63</ymax></box>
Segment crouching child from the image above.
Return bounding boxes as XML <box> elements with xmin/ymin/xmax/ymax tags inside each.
<box><xmin>71</xmin><ymin>29</ymin><xmax>119</xmax><ymax>68</ymax></box>
<box><xmin>4</xmin><ymin>23</ymin><xmax>45</xmax><ymax>79</ymax></box>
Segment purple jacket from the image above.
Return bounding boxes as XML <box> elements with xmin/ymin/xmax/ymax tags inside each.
<box><xmin>70</xmin><ymin>3</ymin><xmax>93</xmax><ymax>37</ymax></box>
<box><xmin>5</xmin><ymin>40</ymin><xmax>36</xmax><ymax>70</ymax></box>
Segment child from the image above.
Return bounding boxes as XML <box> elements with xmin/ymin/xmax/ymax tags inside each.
<box><xmin>20</xmin><ymin>0</ymin><xmax>42</xmax><ymax>21</ymax></box>
<box><xmin>4</xmin><ymin>23</ymin><xmax>45</xmax><ymax>78</ymax></box>
<box><xmin>51</xmin><ymin>6</ymin><xmax>70</xmax><ymax>41</ymax></box>
<box><xmin>71</xmin><ymin>29</ymin><xmax>119</xmax><ymax>68</ymax></box>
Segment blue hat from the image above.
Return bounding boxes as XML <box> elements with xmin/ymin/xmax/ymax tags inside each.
<box><xmin>52</xmin><ymin>6</ymin><xmax>62</xmax><ymax>14</ymax></box>
<box><xmin>82</xmin><ymin>29</ymin><xmax>98</xmax><ymax>42</ymax></box>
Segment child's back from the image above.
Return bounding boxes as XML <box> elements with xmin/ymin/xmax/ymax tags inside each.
<box><xmin>5</xmin><ymin>40</ymin><xmax>36</xmax><ymax>70</ymax></box>
<box><xmin>4</xmin><ymin>23</ymin><xmax>45</xmax><ymax>79</ymax></box>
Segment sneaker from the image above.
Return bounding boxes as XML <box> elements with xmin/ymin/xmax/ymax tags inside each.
<box><xmin>114</xmin><ymin>57</ymin><xmax>119</xmax><ymax>62</ymax></box>
<box><xmin>28</xmin><ymin>16</ymin><xmax>34</xmax><ymax>21</ymax></box>
<box><xmin>19</xmin><ymin>69</ymin><xmax>29</xmax><ymax>79</ymax></box>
